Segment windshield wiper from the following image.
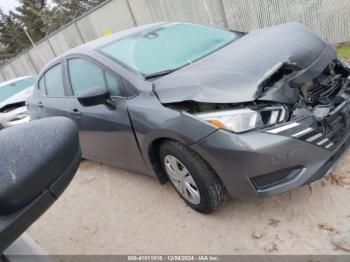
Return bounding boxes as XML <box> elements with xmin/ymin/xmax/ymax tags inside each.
<box><xmin>145</xmin><ymin>68</ymin><xmax>179</xmax><ymax>79</ymax></box>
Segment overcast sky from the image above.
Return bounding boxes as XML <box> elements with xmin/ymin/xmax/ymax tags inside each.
<box><xmin>0</xmin><ymin>0</ymin><xmax>54</xmax><ymax>14</ymax></box>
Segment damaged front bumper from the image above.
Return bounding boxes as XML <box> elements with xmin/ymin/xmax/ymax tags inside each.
<box><xmin>0</xmin><ymin>106</ymin><xmax>30</xmax><ymax>129</ymax></box>
<box><xmin>191</xmin><ymin>112</ymin><xmax>350</xmax><ymax>199</ymax></box>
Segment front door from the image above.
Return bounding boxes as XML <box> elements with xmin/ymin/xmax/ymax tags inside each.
<box><xmin>65</xmin><ymin>57</ymin><xmax>145</xmax><ymax>172</ymax></box>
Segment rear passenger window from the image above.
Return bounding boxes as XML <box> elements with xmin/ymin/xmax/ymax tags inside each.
<box><xmin>68</xmin><ymin>58</ymin><xmax>105</xmax><ymax>96</ymax></box>
<box><xmin>45</xmin><ymin>64</ymin><xmax>65</xmax><ymax>96</ymax></box>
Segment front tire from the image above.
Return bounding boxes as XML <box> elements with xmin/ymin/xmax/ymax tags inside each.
<box><xmin>159</xmin><ymin>140</ymin><xmax>229</xmax><ymax>214</ymax></box>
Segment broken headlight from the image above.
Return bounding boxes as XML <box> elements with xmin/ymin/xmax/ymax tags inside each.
<box><xmin>4</xmin><ymin>112</ymin><xmax>30</xmax><ymax>123</ymax></box>
<box><xmin>196</xmin><ymin>106</ymin><xmax>286</xmax><ymax>133</ymax></box>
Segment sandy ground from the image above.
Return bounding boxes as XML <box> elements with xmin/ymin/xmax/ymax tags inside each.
<box><xmin>27</xmin><ymin>153</ymin><xmax>350</xmax><ymax>255</ymax></box>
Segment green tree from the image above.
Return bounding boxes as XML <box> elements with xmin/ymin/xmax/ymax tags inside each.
<box><xmin>52</xmin><ymin>0</ymin><xmax>106</xmax><ymax>22</ymax></box>
<box><xmin>0</xmin><ymin>9</ymin><xmax>28</xmax><ymax>60</ymax></box>
<box><xmin>0</xmin><ymin>0</ymin><xmax>49</xmax><ymax>60</ymax></box>
<box><xmin>0</xmin><ymin>0</ymin><xmax>107</xmax><ymax>60</ymax></box>
<box><xmin>42</xmin><ymin>0</ymin><xmax>106</xmax><ymax>35</ymax></box>
<box><xmin>11</xmin><ymin>0</ymin><xmax>49</xmax><ymax>42</ymax></box>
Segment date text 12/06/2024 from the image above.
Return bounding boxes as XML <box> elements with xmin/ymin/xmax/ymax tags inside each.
<box><xmin>127</xmin><ymin>256</ymin><xmax>220</xmax><ymax>261</ymax></box>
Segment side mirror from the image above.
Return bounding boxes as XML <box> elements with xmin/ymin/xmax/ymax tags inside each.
<box><xmin>0</xmin><ymin>117</ymin><xmax>81</xmax><ymax>252</ymax></box>
<box><xmin>77</xmin><ymin>87</ymin><xmax>115</xmax><ymax>109</ymax></box>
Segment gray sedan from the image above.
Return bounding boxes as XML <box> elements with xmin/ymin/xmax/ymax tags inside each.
<box><xmin>27</xmin><ymin>22</ymin><xmax>350</xmax><ymax>213</ymax></box>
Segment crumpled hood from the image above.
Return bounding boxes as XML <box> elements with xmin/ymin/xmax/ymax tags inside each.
<box><xmin>154</xmin><ymin>22</ymin><xmax>336</xmax><ymax>104</ymax></box>
<box><xmin>0</xmin><ymin>86</ymin><xmax>33</xmax><ymax>111</ymax></box>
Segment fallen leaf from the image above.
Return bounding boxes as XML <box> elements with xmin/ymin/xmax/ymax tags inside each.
<box><xmin>272</xmin><ymin>243</ymin><xmax>279</xmax><ymax>252</ymax></box>
<box><xmin>318</xmin><ymin>223</ymin><xmax>338</xmax><ymax>233</ymax></box>
<box><xmin>268</xmin><ymin>218</ymin><xmax>281</xmax><ymax>228</ymax></box>
<box><xmin>326</xmin><ymin>173</ymin><xmax>350</xmax><ymax>187</ymax></box>
<box><xmin>266</xmin><ymin>243</ymin><xmax>279</xmax><ymax>253</ymax></box>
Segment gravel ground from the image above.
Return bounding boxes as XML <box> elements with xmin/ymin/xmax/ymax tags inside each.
<box><xmin>28</xmin><ymin>154</ymin><xmax>350</xmax><ymax>255</ymax></box>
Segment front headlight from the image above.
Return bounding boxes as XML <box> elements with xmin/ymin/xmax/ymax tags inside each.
<box><xmin>195</xmin><ymin>106</ymin><xmax>287</xmax><ymax>133</ymax></box>
<box><xmin>4</xmin><ymin>112</ymin><xmax>29</xmax><ymax>122</ymax></box>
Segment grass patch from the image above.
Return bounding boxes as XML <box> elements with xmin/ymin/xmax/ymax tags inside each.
<box><xmin>337</xmin><ymin>44</ymin><xmax>350</xmax><ymax>60</ymax></box>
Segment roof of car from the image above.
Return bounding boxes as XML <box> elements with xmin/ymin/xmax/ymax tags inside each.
<box><xmin>42</xmin><ymin>22</ymin><xmax>168</xmax><ymax>72</ymax></box>
<box><xmin>82</xmin><ymin>22</ymin><xmax>167</xmax><ymax>50</ymax></box>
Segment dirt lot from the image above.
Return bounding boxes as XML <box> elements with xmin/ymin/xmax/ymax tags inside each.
<box><xmin>28</xmin><ymin>154</ymin><xmax>350</xmax><ymax>255</ymax></box>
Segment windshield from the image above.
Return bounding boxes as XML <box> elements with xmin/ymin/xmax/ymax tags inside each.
<box><xmin>99</xmin><ymin>23</ymin><xmax>238</xmax><ymax>77</ymax></box>
<box><xmin>0</xmin><ymin>77</ymin><xmax>37</xmax><ymax>103</ymax></box>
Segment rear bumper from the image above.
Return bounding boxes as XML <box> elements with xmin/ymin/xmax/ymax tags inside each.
<box><xmin>191</xmin><ymin>119</ymin><xmax>350</xmax><ymax>199</ymax></box>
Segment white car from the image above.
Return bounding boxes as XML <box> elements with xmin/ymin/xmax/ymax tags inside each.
<box><xmin>0</xmin><ymin>76</ymin><xmax>37</xmax><ymax>128</ymax></box>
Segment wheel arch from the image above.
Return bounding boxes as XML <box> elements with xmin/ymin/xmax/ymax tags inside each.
<box><xmin>144</xmin><ymin>133</ymin><xmax>221</xmax><ymax>187</ymax></box>
<box><xmin>142</xmin><ymin>131</ymin><xmax>193</xmax><ymax>184</ymax></box>
<box><xmin>148</xmin><ymin>137</ymin><xmax>169</xmax><ymax>184</ymax></box>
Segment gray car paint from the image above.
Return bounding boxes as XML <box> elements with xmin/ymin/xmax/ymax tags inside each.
<box><xmin>27</xmin><ymin>22</ymin><xmax>350</xmax><ymax>199</ymax></box>
<box><xmin>27</xmin><ymin>25</ymin><xmax>218</xmax><ymax>175</ymax></box>
<box><xmin>191</xmin><ymin>122</ymin><xmax>350</xmax><ymax>198</ymax></box>
<box><xmin>154</xmin><ymin>22</ymin><xmax>335</xmax><ymax>104</ymax></box>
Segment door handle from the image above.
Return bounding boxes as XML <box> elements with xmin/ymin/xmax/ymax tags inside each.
<box><xmin>38</xmin><ymin>102</ymin><xmax>43</xmax><ymax>108</ymax></box>
<box><xmin>72</xmin><ymin>108</ymin><xmax>81</xmax><ymax>117</ymax></box>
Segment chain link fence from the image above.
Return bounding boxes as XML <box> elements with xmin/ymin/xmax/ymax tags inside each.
<box><xmin>0</xmin><ymin>0</ymin><xmax>349</xmax><ymax>82</ymax></box>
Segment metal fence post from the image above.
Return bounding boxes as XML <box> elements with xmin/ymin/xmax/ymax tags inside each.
<box><xmin>203</xmin><ymin>0</ymin><xmax>214</xmax><ymax>26</ymax></box>
<box><xmin>47</xmin><ymin>38</ymin><xmax>57</xmax><ymax>57</ymax></box>
<box><xmin>46</xmin><ymin>38</ymin><xmax>57</xmax><ymax>57</ymax></box>
<box><xmin>74</xmin><ymin>21</ymin><xmax>86</xmax><ymax>43</ymax></box>
<box><xmin>126</xmin><ymin>0</ymin><xmax>138</xmax><ymax>26</ymax></box>
<box><xmin>218</xmin><ymin>0</ymin><xmax>229</xmax><ymax>29</ymax></box>
<box><xmin>27</xmin><ymin>52</ymin><xmax>39</xmax><ymax>74</ymax></box>
<box><xmin>9</xmin><ymin>62</ymin><xmax>18</xmax><ymax>77</ymax></box>
<box><xmin>0</xmin><ymin>69</ymin><xmax>6</xmax><ymax>81</ymax></box>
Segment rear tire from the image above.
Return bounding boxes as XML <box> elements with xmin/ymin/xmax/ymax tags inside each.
<box><xmin>159</xmin><ymin>140</ymin><xmax>229</xmax><ymax>214</ymax></box>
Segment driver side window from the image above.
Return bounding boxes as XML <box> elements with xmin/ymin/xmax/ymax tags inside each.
<box><xmin>68</xmin><ymin>58</ymin><xmax>123</xmax><ymax>97</ymax></box>
<box><xmin>68</xmin><ymin>58</ymin><xmax>106</xmax><ymax>96</ymax></box>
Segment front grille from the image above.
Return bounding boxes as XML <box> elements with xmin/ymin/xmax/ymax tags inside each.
<box><xmin>266</xmin><ymin>116</ymin><xmax>347</xmax><ymax>151</ymax></box>
<box><xmin>323</xmin><ymin>115</ymin><xmax>346</xmax><ymax>144</ymax></box>
<box><xmin>320</xmin><ymin>104</ymin><xmax>350</xmax><ymax>145</ymax></box>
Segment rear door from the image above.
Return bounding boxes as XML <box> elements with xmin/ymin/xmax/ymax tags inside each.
<box><xmin>64</xmin><ymin>56</ymin><xmax>145</xmax><ymax>172</ymax></box>
<box><xmin>29</xmin><ymin>62</ymin><xmax>73</xmax><ymax>120</ymax></box>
